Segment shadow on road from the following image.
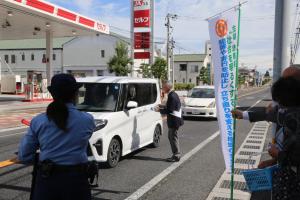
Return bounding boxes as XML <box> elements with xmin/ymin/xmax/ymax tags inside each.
<box><xmin>183</xmin><ymin>116</ymin><xmax>217</xmax><ymax>121</ymax></box>
<box><xmin>92</xmin><ymin>188</ymin><xmax>130</xmax><ymax>199</ymax></box>
<box><xmin>0</xmin><ymin>184</ymin><xmax>30</xmax><ymax>192</ymax></box>
<box><xmin>0</xmin><ymin>165</ymin><xmax>29</xmax><ymax>178</ymax></box>
<box><xmin>127</xmin><ymin>155</ymin><xmax>166</xmax><ymax>162</ymax></box>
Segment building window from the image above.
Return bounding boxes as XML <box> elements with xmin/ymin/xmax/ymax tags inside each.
<box><xmin>11</xmin><ymin>55</ymin><xmax>16</xmax><ymax>64</ymax></box>
<box><xmin>209</xmin><ymin>54</ymin><xmax>211</xmax><ymax>56</ymax></box>
<box><xmin>4</xmin><ymin>55</ymin><xmax>9</xmax><ymax>63</ymax></box>
<box><xmin>42</xmin><ymin>54</ymin><xmax>46</xmax><ymax>63</ymax></box>
<box><xmin>31</xmin><ymin>54</ymin><xmax>35</xmax><ymax>61</ymax></box>
<box><xmin>191</xmin><ymin>65</ymin><xmax>199</xmax><ymax>73</ymax></box>
<box><xmin>97</xmin><ymin>70</ymin><xmax>104</xmax><ymax>76</ymax></box>
<box><xmin>183</xmin><ymin>78</ymin><xmax>185</xmax><ymax>83</ymax></box>
<box><xmin>209</xmin><ymin>48</ymin><xmax>211</xmax><ymax>50</ymax></box>
<box><xmin>179</xmin><ymin>64</ymin><xmax>187</xmax><ymax>71</ymax></box>
<box><xmin>101</xmin><ymin>50</ymin><xmax>105</xmax><ymax>58</ymax></box>
<box><xmin>189</xmin><ymin>78</ymin><xmax>192</xmax><ymax>83</ymax></box>
<box><xmin>22</xmin><ymin>54</ymin><xmax>25</xmax><ymax>61</ymax></box>
<box><xmin>53</xmin><ymin>54</ymin><xmax>56</xmax><ymax>61</ymax></box>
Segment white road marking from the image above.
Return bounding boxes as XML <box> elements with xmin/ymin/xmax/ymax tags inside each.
<box><xmin>125</xmin><ymin>131</ymin><xmax>220</xmax><ymax>200</ymax></box>
<box><xmin>0</xmin><ymin>126</ymin><xmax>26</xmax><ymax>133</ymax></box>
<box><xmin>0</xmin><ymin>132</ymin><xmax>25</xmax><ymax>138</ymax></box>
<box><xmin>247</xmin><ymin>100</ymin><xmax>262</xmax><ymax>111</ymax></box>
<box><xmin>126</xmin><ymin>89</ymin><xmax>268</xmax><ymax>200</ymax></box>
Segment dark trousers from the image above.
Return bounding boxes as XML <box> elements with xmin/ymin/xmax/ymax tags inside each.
<box><xmin>272</xmin><ymin>167</ymin><xmax>300</xmax><ymax>200</ymax></box>
<box><xmin>168</xmin><ymin>128</ymin><xmax>181</xmax><ymax>158</ymax></box>
<box><xmin>33</xmin><ymin>170</ymin><xmax>91</xmax><ymax>200</ymax></box>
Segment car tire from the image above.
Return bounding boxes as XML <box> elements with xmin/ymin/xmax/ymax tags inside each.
<box><xmin>107</xmin><ymin>138</ymin><xmax>121</xmax><ymax>168</ymax></box>
<box><xmin>152</xmin><ymin>125</ymin><xmax>161</xmax><ymax>148</ymax></box>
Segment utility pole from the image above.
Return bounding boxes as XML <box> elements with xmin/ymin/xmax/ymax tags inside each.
<box><xmin>165</xmin><ymin>13</ymin><xmax>177</xmax><ymax>83</ymax></box>
<box><xmin>272</xmin><ymin>0</ymin><xmax>292</xmax><ymax>148</ymax></box>
<box><xmin>273</xmin><ymin>0</ymin><xmax>292</xmax><ymax>82</ymax></box>
<box><xmin>171</xmin><ymin>37</ymin><xmax>175</xmax><ymax>85</ymax></box>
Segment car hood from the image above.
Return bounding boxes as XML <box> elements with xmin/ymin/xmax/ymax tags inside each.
<box><xmin>184</xmin><ymin>98</ymin><xmax>215</xmax><ymax>107</ymax></box>
<box><xmin>88</xmin><ymin>112</ymin><xmax>112</xmax><ymax>120</ymax></box>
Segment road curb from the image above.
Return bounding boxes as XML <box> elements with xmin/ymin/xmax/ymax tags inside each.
<box><xmin>0</xmin><ymin>126</ymin><xmax>27</xmax><ymax>133</ymax></box>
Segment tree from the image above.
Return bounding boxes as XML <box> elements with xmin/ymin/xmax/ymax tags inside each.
<box><xmin>238</xmin><ymin>74</ymin><xmax>246</xmax><ymax>86</ymax></box>
<box><xmin>199</xmin><ymin>66</ymin><xmax>210</xmax><ymax>84</ymax></box>
<box><xmin>139</xmin><ymin>63</ymin><xmax>152</xmax><ymax>78</ymax></box>
<box><xmin>108</xmin><ymin>42</ymin><xmax>132</xmax><ymax>76</ymax></box>
<box><xmin>264</xmin><ymin>70</ymin><xmax>270</xmax><ymax>78</ymax></box>
<box><xmin>151</xmin><ymin>57</ymin><xmax>167</xmax><ymax>81</ymax></box>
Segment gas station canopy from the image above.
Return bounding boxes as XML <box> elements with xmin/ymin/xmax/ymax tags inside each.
<box><xmin>0</xmin><ymin>0</ymin><xmax>110</xmax><ymax>40</ymax></box>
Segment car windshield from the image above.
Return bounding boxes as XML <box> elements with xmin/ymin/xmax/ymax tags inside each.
<box><xmin>188</xmin><ymin>88</ymin><xmax>215</xmax><ymax>98</ymax></box>
<box><xmin>76</xmin><ymin>83</ymin><xmax>120</xmax><ymax>112</ymax></box>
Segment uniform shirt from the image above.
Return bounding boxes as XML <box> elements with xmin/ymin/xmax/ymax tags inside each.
<box><xmin>160</xmin><ymin>91</ymin><xmax>183</xmax><ymax>129</ymax></box>
<box><xmin>18</xmin><ymin>103</ymin><xmax>95</xmax><ymax>165</ymax></box>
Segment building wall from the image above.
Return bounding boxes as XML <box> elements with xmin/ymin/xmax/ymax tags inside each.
<box><xmin>174</xmin><ymin>61</ymin><xmax>204</xmax><ymax>85</ymax></box>
<box><xmin>0</xmin><ymin>49</ymin><xmax>62</xmax><ymax>78</ymax></box>
<box><xmin>62</xmin><ymin>35</ymin><xmax>127</xmax><ymax>76</ymax></box>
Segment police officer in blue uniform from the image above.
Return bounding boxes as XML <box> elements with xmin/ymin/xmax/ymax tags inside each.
<box><xmin>18</xmin><ymin>74</ymin><xmax>95</xmax><ymax>200</ymax></box>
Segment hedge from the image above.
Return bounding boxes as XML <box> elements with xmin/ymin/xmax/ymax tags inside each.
<box><xmin>174</xmin><ymin>83</ymin><xmax>195</xmax><ymax>91</ymax></box>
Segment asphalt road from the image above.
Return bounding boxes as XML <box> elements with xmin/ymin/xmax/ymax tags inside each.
<box><xmin>0</xmin><ymin>88</ymin><xmax>271</xmax><ymax>200</ymax></box>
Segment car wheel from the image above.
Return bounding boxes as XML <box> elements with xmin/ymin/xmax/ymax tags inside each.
<box><xmin>152</xmin><ymin>125</ymin><xmax>161</xmax><ymax>148</ymax></box>
<box><xmin>107</xmin><ymin>138</ymin><xmax>121</xmax><ymax>168</ymax></box>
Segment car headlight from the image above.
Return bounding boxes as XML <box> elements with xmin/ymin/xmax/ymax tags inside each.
<box><xmin>94</xmin><ymin>119</ymin><xmax>108</xmax><ymax>131</ymax></box>
<box><xmin>207</xmin><ymin>101</ymin><xmax>216</xmax><ymax>108</ymax></box>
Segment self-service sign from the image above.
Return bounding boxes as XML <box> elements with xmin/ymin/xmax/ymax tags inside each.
<box><xmin>134</xmin><ymin>10</ymin><xmax>150</xmax><ymax>28</ymax></box>
<box><xmin>134</xmin><ymin>0</ymin><xmax>150</xmax><ymax>10</ymax></box>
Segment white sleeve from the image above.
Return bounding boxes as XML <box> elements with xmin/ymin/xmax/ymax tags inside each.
<box><xmin>242</xmin><ymin>111</ymin><xmax>250</xmax><ymax>120</ymax></box>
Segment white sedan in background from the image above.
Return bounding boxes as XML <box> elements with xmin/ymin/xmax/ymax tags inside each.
<box><xmin>182</xmin><ymin>86</ymin><xmax>217</xmax><ymax>118</ymax></box>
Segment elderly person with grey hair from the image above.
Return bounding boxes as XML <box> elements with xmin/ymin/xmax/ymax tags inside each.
<box><xmin>155</xmin><ymin>81</ymin><xmax>184</xmax><ymax>162</ymax></box>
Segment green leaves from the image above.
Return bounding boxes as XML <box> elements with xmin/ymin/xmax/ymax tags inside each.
<box><xmin>108</xmin><ymin>42</ymin><xmax>133</xmax><ymax>76</ymax></box>
<box><xmin>199</xmin><ymin>66</ymin><xmax>210</xmax><ymax>84</ymax></box>
<box><xmin>139</xmin><ymin>63</ymin><xmax>152</xmax><ymax>78</ymax></box>
<box><xmin>151</xmin><ymin>57</ymin><xmax>167</xmax><ymax>80</ymax></box>
<box><xmin>138</xmin><ymin>57</ymin><xmax>167</xmax><ymax>81</ymax></box>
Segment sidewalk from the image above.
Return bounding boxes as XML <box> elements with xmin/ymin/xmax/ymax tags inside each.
<box><xmin>0</xmin><ymin>107</ymin><xmax>46</xmax><ymax>129</ymax></box>
<box><xmin>0</xmin><ymin>94</ymin><xmax>50</xmax><ymax>112</ymax></box>
<box><xmin>0</xmin><ymin>94</ymin><xmax>49</xmax><ymax>130</ymax></box>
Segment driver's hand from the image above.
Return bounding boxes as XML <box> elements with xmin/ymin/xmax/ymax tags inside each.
<box><xmin>154</xmin><ymin>105</ymin><xmax>160</xmax><ymax>112</ymax></box>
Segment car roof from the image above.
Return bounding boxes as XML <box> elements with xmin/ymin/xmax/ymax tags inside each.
<box><xmin>76</xmin><ymin>76</ymin><xmax>158</xmax><ymax>84</ymax></box>
<box><xmin>193</xmin><ymin>85</ymin><xmax>215</xmax><ymax>89</ymax></box>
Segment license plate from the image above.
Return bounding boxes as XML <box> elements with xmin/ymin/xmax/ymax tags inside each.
<box><xmin>192</xmin><ymin>111</ymin><xmax>200</xmax><ymax>115</ymax></box>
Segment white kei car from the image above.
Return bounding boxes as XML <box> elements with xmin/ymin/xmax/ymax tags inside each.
<box><xmin>182</xmin><ymin>86</ymin><xmax>217</xmax><ymax>118</ymax></box>
<box><xmin>76</xmin><ymin>77</ymin><xmax>163</xmax><ymax>168</ymax></box>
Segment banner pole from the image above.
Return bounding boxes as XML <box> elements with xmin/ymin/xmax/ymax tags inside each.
<box><xmin>230</xmin><ymin>3</ymin><xmax>241</xmax><ymax>200</ymax></box>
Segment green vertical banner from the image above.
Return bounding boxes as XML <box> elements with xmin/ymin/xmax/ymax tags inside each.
<box><xmin>208</xmin><ymin>4</ymin><xmax>241</xmax><ymax>200</ymax></box>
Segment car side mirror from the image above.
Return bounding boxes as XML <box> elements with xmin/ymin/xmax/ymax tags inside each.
<box><xmin>126</xmin><ymin>101</ymin><xmax>138</xmax><ymax>109</ymax></box>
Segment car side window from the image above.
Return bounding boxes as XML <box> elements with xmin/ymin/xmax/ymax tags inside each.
<box><xmin>135</xmin><ymin>83</ymin><xmax>157</xmax><ymax>106</ymax></box>
<box><xmin>125</xmin><ymin>83</ymin><xmax>158</xmax><ymax>108</ymax></box>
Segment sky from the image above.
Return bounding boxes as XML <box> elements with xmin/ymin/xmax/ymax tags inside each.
<box><xmin>48</xmin><ymin>0</ymin><xmax>299</xmax><ymax>73</ymax></box>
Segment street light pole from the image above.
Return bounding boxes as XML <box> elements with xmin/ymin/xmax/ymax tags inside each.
<box><xmin>273</xmin><ymin>0</ymin><xmax>292</xmax><ymax>82</ymax></box>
